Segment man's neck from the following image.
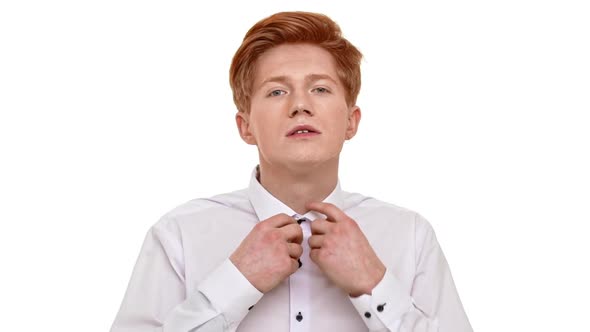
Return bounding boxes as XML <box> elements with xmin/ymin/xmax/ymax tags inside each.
<box><xmin>258</xmin><ymin>159</ymin><xmax>339</xmax><ymax>215</ymax></box>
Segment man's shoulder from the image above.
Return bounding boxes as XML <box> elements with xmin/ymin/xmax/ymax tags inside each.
<box><xmin>153</xmin><ymin>187</ymin><xmax>251</xmax><ymax>230</ymax></box>
<box><xmin>342</xmin><ymin>190</ymin><xmax>419</xmax><ymax>218</ymax></box>
<box><xmin>342</xmin><ymin>190</ymin><xmax>436</xmax><ymax>229</ymax></box>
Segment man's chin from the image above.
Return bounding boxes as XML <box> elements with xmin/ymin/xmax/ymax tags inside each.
<box><xmin>280</xmin><ymin>157</ymin><xmax>335</xmax><ymax>171</ymax></box>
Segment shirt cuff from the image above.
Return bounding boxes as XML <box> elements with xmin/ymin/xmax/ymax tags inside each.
<box><xmin>197</xmin><ymin>258</ymin><xmax>264</xmax><ymax>326</ymax></box>
<box><xmin>349</xmin><ymin>269</ymin><xmax>413</xmax><ymax>330</ymax></box>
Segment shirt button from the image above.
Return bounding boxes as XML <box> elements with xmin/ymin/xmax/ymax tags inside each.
<box><xmin>364</xmin><ymin>312</ymin><xmax>371</xmax><ymax>318</ymax></box>
<box><xmin>296</xmin><ymin>312</ymin><xmax>303</xmax><ymax>322</ymax></box>
<box><xmin>377</xmin><ymin>303</ymin><xmax>386</xmax><ymax>312</ymax></box>
<box><xmin>248</xmin><ymin>305</ymin><xmax>254</xmax><ymax>311</ymax></box>
<box><xmin>297</xmin><ymin>218</ymin><xmax>306</xmax><ymax>224</ymax></box>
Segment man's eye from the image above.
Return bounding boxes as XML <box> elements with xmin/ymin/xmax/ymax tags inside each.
<box><xmin>313</xmin><ymin>87</ymin><xmax>330</xmax><ymax>93</ymax></box>
<box><xmin>269</xmin><ymin>90</ymin><xmax>286</xmax><ymax>97</ymax></box>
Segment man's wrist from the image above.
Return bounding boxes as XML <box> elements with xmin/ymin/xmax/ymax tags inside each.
<box><xmin>349</xmin><ymin>263</ymin><xmax>386</xmax><ymax>297</ymax></box>
<box><xmin>349</xmin><ymin>268</ymin><xmax>413</xmax><ymax>330</ymax></box>
<box><xmin>198</xmin><ymin>258</ymin><xmax>264</xmax><ymax>326</ymax></box>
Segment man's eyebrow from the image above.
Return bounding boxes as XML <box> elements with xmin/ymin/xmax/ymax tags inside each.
<box><xmin>305</xmin><ymin>74</ymin><xmax>338</xmax><ymax>85</ymax></box>
<box><xmin>259</xmin><ymin>74</ymin><xmax>339</xmax><ymax>87</ymax></box>
<box><xmin>260</xmin><ymin>75</ymin><xmax>290</xmax><ymax>86</ymax></box>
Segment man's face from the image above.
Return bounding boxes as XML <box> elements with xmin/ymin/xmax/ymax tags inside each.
<box><xmin>236</xmin><ymin>43</ymin><xmax>361</xmax><ymax>171</ymax></box>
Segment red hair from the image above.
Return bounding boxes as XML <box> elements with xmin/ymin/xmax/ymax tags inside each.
<box><xmin>229</xmin><ymin>11</ymin><xmax>363</xmax><ymax>113</ymax></box>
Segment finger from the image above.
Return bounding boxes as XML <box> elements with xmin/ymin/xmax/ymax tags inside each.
<box><xmin>280</xmin><ymin>223</ymin><xmax>303</xmax><ymax>244</ymax></box>
<box><xmin>290</xmin><ymin>258</ymin><xmax>300</xmax><ymax>274</ymax></box>
<box><xmin>287</xmin><ymin>243</ymin><xmax>303</xmax><ymax>259</ymax></box>
<box><xmin>310</xmin><ymin>248</ymin><xmax>321</xmax><ymax>263</ymax></box>
<box><xmin>262</xmin><ymin>213</ymin><xmax>298</xmax><ymax>228</ymax></box>
<box><xmin>305</xmin><ymin>202</ymin><xmax>347</xmax><ymax>222</ymax></box>
<box><xmin>310</xmin><ymin>218</ymin><xmax>331</xmax><ymax>235</ymax></box>
<box><xmin>308</xmin><ymin>235</ymin><xmax>324</xmax><ymax>249</ymax></box>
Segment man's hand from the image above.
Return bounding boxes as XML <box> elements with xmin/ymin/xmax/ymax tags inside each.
<box><xmin>306</xmin><ymin>202</ymin><xmax>386</xmax><ymax>297</ymax></box>
<box><xmin>230</xmin><ymin>213</ymin><xmax>303</xmax><ymax>293</ymax></box>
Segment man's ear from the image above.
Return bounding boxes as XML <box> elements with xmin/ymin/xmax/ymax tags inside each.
<box><xmin>235</xmin><ymin>111</ymin><xmax>257</xmax><ymax>145</ymax></box>
<box><xmin>345</xmin><ymin>106</ymin><xmax>361</xmax><ymax>140</ymax></box>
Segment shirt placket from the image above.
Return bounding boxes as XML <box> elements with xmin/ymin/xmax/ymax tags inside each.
<box><xmin>289</xmin><ymin>215</ymin><xmax>311</xmax><ymax>332</ymax></box>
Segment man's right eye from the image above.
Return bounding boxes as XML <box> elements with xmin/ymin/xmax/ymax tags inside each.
<box><xmin>268</xmin><ymin>90</ymin><xmax>286</xmax><ymax>97</ymax></box>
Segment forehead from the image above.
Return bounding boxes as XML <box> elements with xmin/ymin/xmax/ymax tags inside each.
<box><xmin>253</xmin><ymin>43</ymin><xmax>340</xmax><ymax>86</ymax></box>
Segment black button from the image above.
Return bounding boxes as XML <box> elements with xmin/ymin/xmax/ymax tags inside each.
<box><xmin>298</xmin><ymin>258</ymin><xmax>302</xmax><ymax>268</ymax></box>
<box><xmin>364</xmin><ymin>312</ymin><xmax>371</xmax><ymax>318</ymax></box>
<box><xmin>297</xmin><ymin>218</ymin><xmax>306</xmax><ymax>224</ymax></box>
<box><xmin>248</xmin><ymin>305</ymin><xmax>254</xmax><ymax>311</ymax></box>
<box><xmin>296</xmin><ymin>312</ymin><xmax>303</xmax><ymax>322</ymax></box>
<box><xmin>377</xmin><ymin>303</ymin><xmax>386</xmax><ymax>312</ymax></box>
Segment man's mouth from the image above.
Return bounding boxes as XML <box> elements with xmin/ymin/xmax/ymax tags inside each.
<box><xmin>295</xmin><ymin>129</ymin><xmax>311</xmax><ymax>134</ymax></box>
<box><xmin>287</xmin><ymin>125</ymin><xmax>321</xmax><ymax>137</ymax></box>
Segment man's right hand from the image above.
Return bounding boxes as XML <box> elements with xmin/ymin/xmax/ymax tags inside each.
<box><xmin>230</xmin><ymin>213</ymin><xmax>303</xmax><ymax>293</ymax></box>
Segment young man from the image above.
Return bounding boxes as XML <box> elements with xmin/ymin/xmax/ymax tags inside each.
<box><xmin>111</xmin><ymin>11</ymin><xmax>472</xmax><ymax>332</ymax></box>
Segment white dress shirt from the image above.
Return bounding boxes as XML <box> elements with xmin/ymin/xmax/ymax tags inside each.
<box><xmin>111</xmin><ymin>165</ymin><xmax>472</xmax><ymax>332</ymax></box>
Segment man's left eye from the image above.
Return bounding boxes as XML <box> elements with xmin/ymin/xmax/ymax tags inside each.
<box><xmin>269</xmin><ymin>90</ymin><xmax>286</xmax><ymax>97</ymax></box>
<box><xmin>313</xmin><ymin>87</ymin><xmax>329</xmax><ymax>93</ymax></box>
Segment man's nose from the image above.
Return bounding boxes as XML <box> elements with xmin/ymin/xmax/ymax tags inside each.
<box><xmin>289</xmin><ymin>92</ymin><xmax>314</xmax><ymax>117</ymax></box>
<box><xmin>289</xmin><ymin>107</ymin><xmax>313</xmax><ymax>117</ymax></box>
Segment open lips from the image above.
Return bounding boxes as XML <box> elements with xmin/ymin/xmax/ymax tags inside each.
<box><xmin>287</xmin><ymin>125</ymin><xmax>321</xmax><ymax>137</ymax></box>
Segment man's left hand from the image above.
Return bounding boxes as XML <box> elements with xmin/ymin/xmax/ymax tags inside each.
<box><xmin>306</xmin><ymin>201</ymin><xmax>386</xmax><ymax>297</ymax></box>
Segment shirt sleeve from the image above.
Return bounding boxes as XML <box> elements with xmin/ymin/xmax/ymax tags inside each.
<box><xmin>110</xmin><ymin>219</ymin><xmax>263</xmax><ymax>332</ymax></box>
<box><xmin>348</xmin><ymin>213</ymin><xmax>473</xmax><ymax>332</ymax></box>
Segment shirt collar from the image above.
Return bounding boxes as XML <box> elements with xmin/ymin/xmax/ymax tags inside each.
<box><xmin>248</xmin><ymin>165</ymin><xmax>344</xmax><ymax>222</ymax></box>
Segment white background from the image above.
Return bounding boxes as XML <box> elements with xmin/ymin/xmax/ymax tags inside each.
<box><xmin>1</xmin><ymin>1</ymin><xmax>589</xmax><ymax>331</ymax></box>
